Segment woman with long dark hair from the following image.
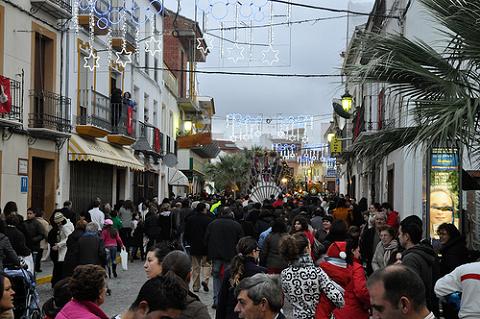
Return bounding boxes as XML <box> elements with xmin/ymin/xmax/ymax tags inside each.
<box><xmin>101</xmin><ymin>219</ymin><xmax>124</xmax><ymax>278</ymax></box>
<box><xmin>216</xmin><ymin>236</ymin><xmax>265</xmax><ymax>319</ymax></box>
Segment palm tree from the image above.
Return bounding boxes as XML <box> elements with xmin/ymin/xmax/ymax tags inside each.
<box><xmin>346</xmin><ymin>0</ymin><xmax>480</xmax><ymax>161</ymax></box>
<box><xmin>205</xmin><ymin>152</ymin><xmax>251</xmax><ymax>195</ymax></box>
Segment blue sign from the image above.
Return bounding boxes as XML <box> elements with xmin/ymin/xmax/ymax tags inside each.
<box><xmin>20</xmin><ymin>177</ymin><xmax>28</xmax><ymax>193</ymax></box>
<box><xmin>431</xmin><ymin>152</ymin><xmax>458</xmax><ymax>171</ymax></box>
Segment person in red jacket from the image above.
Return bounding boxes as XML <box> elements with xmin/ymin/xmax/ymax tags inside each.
<box><xmin>316</xmin><ymin>241</ymin><xmax>351</xmax><ymax>319</ymax></box>
<box><xmin>381</xmin><ymin>202</ymin><xmax>399</xmax><ymax>231</ymax></box>
<box><xmin>333</xmin><ymin>239</ymin><xmax>370</xmax><ymax>319</ymax></box>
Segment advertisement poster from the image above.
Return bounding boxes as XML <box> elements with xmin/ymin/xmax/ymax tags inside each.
<box><xmin>429</xmin><ymin>149</ymin><xmax>460</xmax><ymax>238</ymax></box>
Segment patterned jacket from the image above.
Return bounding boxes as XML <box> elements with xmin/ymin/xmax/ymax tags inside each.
<box><xmin>280</xmin><ymin>254</ymin><xmax>344</xmax><ymax>319</ymax></box>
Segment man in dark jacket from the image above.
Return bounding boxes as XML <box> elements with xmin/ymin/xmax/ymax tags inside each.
<box><xmin>360</xmin><ymin>211</ymin><xmax>386</xmax><ymax>275</ymax></box>
<box><xmin>205</xmin><ymin>207</ymin><xmax>244</xmax><ymax>308</ymax></box>
<box><xmin>184</xmin><ymin>203</ymin><xmax>213</xmax><ymax>293</ymax></box>
<box><xmin>399</xmin><ymin>218</ymin><xmax>440</xmax><ymax>317</ymax></box>
<box><xmin>24</xmin><ymin>208</ymin><xmax>46</xmax><ymax>272</ymax></box>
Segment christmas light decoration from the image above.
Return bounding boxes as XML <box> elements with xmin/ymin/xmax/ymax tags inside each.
<box><xmin>84</xmin><ymin>49</ymin><xmax>100</xmax><ymax>71</ymax></box>
<box><xmin>115</xmin><ymin>48</ymin><xmax>132</xmax><ymax>68</ymax></box>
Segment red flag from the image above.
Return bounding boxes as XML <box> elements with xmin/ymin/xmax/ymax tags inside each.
<box><xmin>0</xmin><ymin>76</ymin><xmax>11</xmax><ymax>114</ymax></box>
<box><xmin>154</xmin><ymin>128</ymin><xmax>161</xmax><ymax>153</ymax></box>
<box><xmin>127</xmin><ymin>106</ymin><xmax>133</xmax><ymax>135</ymax></box>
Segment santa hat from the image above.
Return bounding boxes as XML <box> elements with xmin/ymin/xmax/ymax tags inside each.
<box><xmin>327</xmin><ymin>241</ymin><xmax>347</xmax><ymax>260</ymax></box>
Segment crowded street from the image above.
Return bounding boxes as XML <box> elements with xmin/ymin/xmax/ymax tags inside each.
<box><xmin>1</xmin><ymin>0</ymin><xmax>480</xmax><ymax>318</ymax></box>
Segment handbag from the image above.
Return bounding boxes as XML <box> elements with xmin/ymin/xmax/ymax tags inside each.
<box><xmin>120</xmin><ymin>248</ymin><xmax>128</xmax><ymax>271</ymax></box>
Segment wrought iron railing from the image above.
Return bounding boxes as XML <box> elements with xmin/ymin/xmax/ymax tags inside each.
<box><xmin>111</xmin><ymin>16</ymin><xmax>137</xmax><ymax>45</ymax></box>
<box><xmin>47</xmin><ymin>0</ymin><xmax>72</xmax><ymax>13</ymax></box>
<box><xmin>77</xmin><ymin>88</ymin><xmax>112</xmax><ymax>131</ymax></box>
<box><xmin>111</xmin><ymin>103</ymin><xmax>136</xmax><ymax>138</ymax></box>
<box><xmin>78</xmin><ymin>0</ymin><xmax>109</xmax><ymax>15</ymax></box>
<box><xmin>29</xmin><ymin>90</ymin><xmax>71</xmax><ymax>133</ymax></box>
<box><xmin>0</xmin><ymin>76</ymin><xmax>23</xmax><ymax>123</ymax></box>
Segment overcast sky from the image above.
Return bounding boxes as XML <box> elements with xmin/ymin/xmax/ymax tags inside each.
<box><xmin>163</xmin><ymin>0</ymin><xmax>375</xmax><ymax>133</ymax></box>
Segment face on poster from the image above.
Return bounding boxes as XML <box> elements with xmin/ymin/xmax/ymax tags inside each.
<box><xmin>429</xmin><ymin>150</ymin><xmax>460</xmax><ymax>238</ymax></box>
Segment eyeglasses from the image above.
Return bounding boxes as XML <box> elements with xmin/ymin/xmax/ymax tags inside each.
<box><xmin>431</xmin><ymin>206</ymin><xmax>453</xmax><ymax>212</ymax></box>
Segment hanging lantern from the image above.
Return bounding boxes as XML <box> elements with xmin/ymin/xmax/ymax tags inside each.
<box><xmin>341</xmin><ymin>91</ymin><xmax>353</xmax><ymax>112</ymax></box>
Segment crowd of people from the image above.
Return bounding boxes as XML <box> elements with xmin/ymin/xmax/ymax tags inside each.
<box><xmin>0</xmin><ymin>193</ymin><xmax>478</xmax><ymax>319</ymax></box>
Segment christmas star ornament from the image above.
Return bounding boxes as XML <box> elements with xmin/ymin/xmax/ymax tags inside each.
<box><xmin>262</xmin><ymin>45</ymin><xmax>280</xmax><ymax>65</ymax></box>
<box><xmin>84</xmin><ymin>49</ymin><xmax>100</xmax><ymax>71</ymax></box>
<box><xmin>196</xmin><ymin>38</ymin><xmax>209</xmax><ymax>55</ymax></box>
<box><xmin>115</xmin><ymin>48</ymin><xmax>132</xmax><ymax>68</ymax></box>
<box><xmin>145</xmin><ymin>37</ymin><xmax>162</xmax><ymax>57</ymax></box>
<box><xmin>227</xmin><ymin>43</ymin><xmax>245</xmax><ymax>63</ymax></box>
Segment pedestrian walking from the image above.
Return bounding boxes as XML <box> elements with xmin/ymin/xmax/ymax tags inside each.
<box><xmin>333</xmin><ymin>239</ymin><xmax>370</xmax><ymax>319</ymax></box>
<box><xmin>119</xmin><ymin>200</ymin><xmax>135</xmax><ymax>256</ymax></box>
<box><xmin>279</xmin><ymin>232</ymin><xmax>344</xmax><ymax>318</ymax></box>
<box><xmin>0</xmin><ymin>220</ymin><xmax>20</xmax><ymax>271</ymax></box>
<box><xmin>35</xmin><ymin>210</ymin><xmax>50</xmax><ymax>267</ymax></box>
<box><xmin>63</xmin><ymin>220</ymin><xmax>88</xmax><ymax>277</ymax></box>
<box><xmin>101</xmin><ymin>219</ymin><xmax>125</xmax><ymax>278</ymax></box>
<box><xmin>60</xmin><ymin>201</ymin><xmax>78</xmax><ymax>225</ymax></box>
<box><xmin>184</xmin><ymin>203</ymin><xmax>213</xmax><ymax>292</ymax></box>
<box><xmin>216</xmin><ymin>236</ymin><xmax>265</xmax><ymax>319</ymax></box>
<box><xmin>398</xmin><ymin>218</ymin><xmax>440</xmax><ymax>316</ymax></box>
<box><xmin>360</xmin><ymin>211</ymin><xmax>387</xmax><ymax>275</ymax></box>
<box><xmin>75</xmin><ymin>223</ymin><xmax>106</xmax><ymax>268</ymax></box>
<box><xmin>50</xmin><ymin>212</ymin><xmax>74</xmax><ymax>286</ymax></box>
<box><xmin>130</xmin><ymin>213</ymin><xmax>145</xmax><ymax>261</ymax></box>
<box><xmin>435</xmin><ymin>261</ymin><xmax>480</xmax><ymax>319</ymax></box>
<box><xmin>259</xmin><ymin>218</ymin><xmax>288</xmax><ymax>274</ymax></box>
<box><xmin>89</xmin><ymin>198</ymin><xmax>105</xmax><ymax>232</ymax></box>
<box><xmin>205</xmin><ymin>207</ymin><xmax>244</xmax><ymax>309</ymax></box>
<box><xmin>371</xmin><ymin>225</ymin><xmax>398</xmax><ymax>271</ymax></box>
<box><xmin>368</xmin><ymin>265</ymin><xmax>436</xmax><ymax>319</ymax></box>
<box><xmin>161</xmin><ymin>251</ymin><xmax>211</xmax><ymax>319</ymax></box>
<box><xmin>4</xmin><ymin>214</ymin><xmax>32</xmax><ymax>272</ymax></box>
<box><xmin>233</xmin><ymin>274</ymin><xmax>285</xmax><ymax>319</ymax></box>
<box><xmin>144</xmin><ymin>242</ymin><xmax>180</xmax><ymax>279</ymax></box>
<box><xmin>56</xmin><ymin>265</ymin><xmax>109</xmax><ymax>319</ymax></box>
<box><xmin>23</xmin><ymin>208</ymin><xmax>45</xmax><ymax>273</ymax></box>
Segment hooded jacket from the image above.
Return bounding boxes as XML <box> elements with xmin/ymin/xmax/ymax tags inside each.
<box><xmin>205</xmin><ymin>215</ymin><xmax>244</xmax><ymax>262</ymax></box>
<box><xmin>439</xmin><ymin>236</ymin><xmax>469</xmax><ymax>276</ymax></box>
<box><xmin>179</xmin><ymin>291</ymin><xmax>211</xmax><ymax>319</ymax></box>
<box><xmin>402</xmin><ymin>244</ymin><xmax>440</xmax><ymax>315</ymax></box>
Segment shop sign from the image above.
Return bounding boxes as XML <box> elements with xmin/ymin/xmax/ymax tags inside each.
<box><xmin>330</xmin><ymin>136</ymin><xmax>342</xmax><ymax>154</ymax></box>
<box><xmin>428</xmin><ymin>148</ymin><xmax>460</xmax><ymax>238</ymax></box>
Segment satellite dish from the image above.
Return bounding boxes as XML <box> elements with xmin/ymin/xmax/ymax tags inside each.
<box><xmin>163</xmin><ymin>153</ymin><xmax>178</xmax><ymax>168</ymax></box>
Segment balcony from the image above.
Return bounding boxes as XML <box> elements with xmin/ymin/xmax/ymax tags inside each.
<box><xmin>107</xmin><ymin>104</ymin><xmax>136</xmax><ymax>145</ymax></box>
<box><xmin>30</xmin><ymin>0</ymin><xmax>72</xmax><ymax>19</ymax></box>
<box><xmin>0</xmin><ymin>76</ymin><xmax>23</xmax><ymax>128</ymax></box>
<box><xmin>111</xmin><ymin>19</ymin><xmax>137</xmax><ymax>53</ymax></box>
<box><xmin>78</xmin><ymin>0</ymin><xmax>109</xmax><ymax>35</ymax></box>
<box><xmin>28</xmin><ymin>90</ymin><xmax>71</xmax><ymax>138</ymax></box>
<box><xmin>76</xmin><ymin>88</ymin><xmax>111</xmax><ymax>138</ymax></box>
<box><xmin>177</xmin><ymin>132</ymin><xmax>219</xmax><ymax>158</ymax></box>
<box><xmin>177</xmin><ymin>96</ymin><xmax>200</xmax><ymax>113</ymax></box>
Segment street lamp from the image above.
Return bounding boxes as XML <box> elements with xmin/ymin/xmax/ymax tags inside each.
<box><xmin>281</xmin><ymin>177</ymin><xmax>288</xmax><ymax>184</ymax></box>
<box><xmin>341</xmin><ymin>91</ymin><xmax>353</xmax><ymax>112</ymax></box>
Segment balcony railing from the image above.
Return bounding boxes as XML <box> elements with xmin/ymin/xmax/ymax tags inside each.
<box><xmin>77</xmin><ymin>0</ymin><xmax>109</xmax><ymax>34</ymax></box>
<box><xmin>110</xmin><ymin>103</ymin><xmax>136</xmax><ymax>138</ymax></box>
<box><xmin>0</xmin><ymin>76</ymin><xmax>23</xmax><ymax>125</ymax></box>
<box><xmin>30</xmin><ymin>0</ymin><xmax>72</xmax><ymax>19</ymax></box>
<box><xmin>77</xmin><ymin>88</ymin><xmax>112</xmax><ymax>131</ymax></box>
<box><xmin>29</xmin><ymin>90</ymin><xmax>71</xmax><ymax>133</ymax></box>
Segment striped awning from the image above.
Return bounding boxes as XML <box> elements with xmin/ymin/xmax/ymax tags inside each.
<box><xmin>68</xmin><ymin>134</ymin><xmax>144</xmax><ymax>171</ymax></box>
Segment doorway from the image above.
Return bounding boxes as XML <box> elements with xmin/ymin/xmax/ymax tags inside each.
<box><xmin>387</xmin><ymin>167</ymin><xmax>394</xmax><ymax>207</ymax></box>
<box><xmin>31</xmin><ymin>158</ymin><xmax>46</xmax><ymax>213</ymax></box>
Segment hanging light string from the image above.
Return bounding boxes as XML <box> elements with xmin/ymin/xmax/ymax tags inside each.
<box><xmin>73</xmin><ymin>0</ymin><xmax>79</xmax><ymax>33</ymax></box>
<box><xmin>88</xmin><ymin>0</ymin><xmax>95</xmax><ymax>50</ymax></box>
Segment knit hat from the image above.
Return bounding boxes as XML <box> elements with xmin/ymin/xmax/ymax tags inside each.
<box><xmin>54</xmin><ymin>212</ymin><xmax>65</xmax><ymax>224</ymax></box>
<box><xmin>104</xmin><ymin>219</ymin><xmax>113</xmax><ymax>226</ymax></box>
<box><xmin>327</xmin><ymin>241</ymin><xmax>347</xmax><ymax>259</ymax></box>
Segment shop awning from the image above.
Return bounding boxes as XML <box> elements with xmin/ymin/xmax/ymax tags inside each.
<box><xmin>168</xmin><ymin>168</ymin><xmax>189</xmax><ymax>186</ymax></box>
<box><xmin>68</xmin><ymin>134</ymin><xmax>144</xmax><ymax>171</ymax></box>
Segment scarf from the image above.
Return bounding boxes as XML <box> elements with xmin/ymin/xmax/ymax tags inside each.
<box><xmin>292</xmin><ymin>253</ymin><xmax>314</xmax><ymax>268</ymax></box>
<box><xmin>383</xmin><ymin>239</ymin><xmax>398</xmax><ymax>266</ymax></box>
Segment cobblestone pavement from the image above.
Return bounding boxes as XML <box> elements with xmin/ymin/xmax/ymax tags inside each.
<box><xmin>36</xmin><ymin>259</ymin><xmax>216</xmax><ymax>318</ymax></box>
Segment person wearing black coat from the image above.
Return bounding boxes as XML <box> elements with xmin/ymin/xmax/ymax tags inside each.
<box><xmin>205</xmin><ymin>207</ymin><xmax>244</xmax><ymax>308</ymax></box>
<box><xmin>184</xmin><ymin>203</ymin><xmax>213</xmax><ymax>292</ymax></box>
<box><xmin>4</xmin><ymin>214</ymin><xmax>31</xmax><ymax>258</ymax></box>
<box><xmin>24</xmin><ymin>208</ymin><xmax>46</xmax><ymax>272</ymax></box>
<box><xmin>0</xmin><ymin>220</ymin><xmax>20</xmax><ymax>270</ymax></box>
<box><xmin>63</xmin><ymin>220</ymin><xmax>87</xmax><ymax>277</ymax></box>
<box><xmin>437</xmin><ymin>223</ymin><xmax>469</xmax><ymax>319</ymax></box>
<box><xmin>216</xmin><ymin>237</ymin><xmax>266</xmax><ymax>319</ymax></box>
<box><xmin>73</xmin><ymin>222</ymin><xmax>106</xmax><ymax>268</ymax></box>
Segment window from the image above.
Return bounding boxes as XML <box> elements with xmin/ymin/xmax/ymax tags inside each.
<box><xmin>144</xmin><ymin>93</ymin><xmax>149</xmax><ymax>123</ymax></box>
<box><xmin>154</xmin><ymin>58</ymin><xmax>158</xmax><ymax>82</ymax></box>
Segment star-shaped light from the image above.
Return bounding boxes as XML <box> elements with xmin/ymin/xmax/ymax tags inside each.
<box><xmin>226</xmin><ymin>43</ymin><xmax>245</xmax><ymax>63</ymax></box>
<box><xmin>83</xmin><ymin>49</ymin><xmax>100</xmax><ymax>71</ymax></box>
<box><xmin>262</xmin><ymin>45</ymin><xmax>280</xmax><ymax>65</ymax></box>
<box><xmin>196</xmin><ymin>38</ymin><xmax>209</xmax><ymax>55</ymax></box>
<box><xmin>115</xmin><ymin>48</ymin><xmax>132</xmax><ymax>68</ymax></box>
<box><xmin>145</xmin><ymin>37</ymin><xmax>162</xmax><ymax>57</ymax></box>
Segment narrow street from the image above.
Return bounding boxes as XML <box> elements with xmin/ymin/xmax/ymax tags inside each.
<box><xmin>36</xmin><ymin>259</ymin><xmax>216</xmax><ymax>318</ymax></box>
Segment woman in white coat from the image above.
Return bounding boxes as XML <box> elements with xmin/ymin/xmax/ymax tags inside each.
<box><xmin>49</xmin><ymin>212</ymin><xmax>74</xmax><ymax>287</ymax></box>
